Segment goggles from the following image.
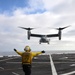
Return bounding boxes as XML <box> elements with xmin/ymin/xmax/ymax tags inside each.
<box><xmin>25</xmin><ymin>47</ymin><xmax>30</xmax><ymax>51</ymax></box>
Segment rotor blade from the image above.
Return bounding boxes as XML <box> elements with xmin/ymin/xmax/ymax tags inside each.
<box><xmin>19</xmin><ymin>27</ymin><xmax>35</xmax><ymax>30</ymax></box>
<box><xmin>19</xmin><ymin>27</ymin><xmax>28</xmax><ymax>29</ymax></box>
<box><xmin>56</xmin><ymin>25</ymin><xmax>71</xmax><ymax>30</ymax></box>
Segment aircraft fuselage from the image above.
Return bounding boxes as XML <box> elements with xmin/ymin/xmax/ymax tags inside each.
<box><xmin>39</xmin><ymin>36</ymin><xmax>50</xmax><ymax>44</ymax></box>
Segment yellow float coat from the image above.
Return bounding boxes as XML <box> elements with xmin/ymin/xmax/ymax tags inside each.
<box><xmin>15</xmin><ymin>50</ymin><xmax>42</xmax><ymax>64</ymax></box>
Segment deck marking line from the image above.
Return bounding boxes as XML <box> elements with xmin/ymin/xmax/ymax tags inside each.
<box><xmin>6</xmin><ymin>61</ymin><xmax>50</xmax><ymax>64</ymax></box>
<box><xmin>49</xmin><ymin>54</ymin><xmax>58</xmax><ymax>75</ymax></box>
<box><xmin>60</xmin><ymin>71</ymin><xmax>75</xmax><ymax>75</ymax></box>
<box><xmin>0</xmin><ymin>57</ymin><xmax>20</xmax><ymax>62</ymax></box>
<box><xmin>0</xmin><ymin>67</ymin><xmax>4</xmax><ymax>70</ymax></box>
<box><xmin>12</xmin><ymin>72</ymin><xmax>20</xmax><ymax>75</ymax></box>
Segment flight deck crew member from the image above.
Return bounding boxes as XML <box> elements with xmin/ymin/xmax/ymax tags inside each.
<box><xmin>14</xmin><ymin>45</ymin><xmax>45</xmax><ymax>75</ymax></box>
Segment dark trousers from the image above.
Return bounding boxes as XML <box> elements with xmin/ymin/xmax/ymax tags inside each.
<box><xmin>22</xmin><ymin>64</ymin><xmax>31</xmax><ymax>75</ymax></box>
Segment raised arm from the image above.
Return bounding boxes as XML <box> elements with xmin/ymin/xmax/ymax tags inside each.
<box><xmin>32</xmin><ymin>50</ymin><xmax>45</xmax><ymax>57</ymax></box>
<box><xmin>14</xmin><ymin>48</ymin><xmax>23</xmax><ymax>56</ymax></box>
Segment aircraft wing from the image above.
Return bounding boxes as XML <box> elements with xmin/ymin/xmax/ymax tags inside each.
<box><xmin>31</xmin><ymin>34</ymin><xmax>43</xmax><ymax>37</ymax></box>
<box><xmin>31</xmin><ymin>33</ymin><xmax>59</xmax><ymax>37</ymax></box>
<box><xmin>47</xmin><ymin>34</ymin><xmax>59</xmax><ymax>37</ymax></box>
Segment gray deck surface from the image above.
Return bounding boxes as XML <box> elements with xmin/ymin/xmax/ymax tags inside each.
<box><xmin>0</xmin><ymin>54</ymin><xmax>75</xmax><ymax>75</ymax></box>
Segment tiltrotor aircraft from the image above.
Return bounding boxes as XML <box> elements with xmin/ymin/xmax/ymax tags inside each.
<box><xmin>19</xmin><ymin>25</ymin><xmax>70</xmax><ymax>44</ymax></box>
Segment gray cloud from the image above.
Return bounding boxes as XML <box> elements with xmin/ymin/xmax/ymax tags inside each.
<box><xmin>0</xmin><ymin>0</ymin><xmax>75</xmax><ymax>52</ymax></box>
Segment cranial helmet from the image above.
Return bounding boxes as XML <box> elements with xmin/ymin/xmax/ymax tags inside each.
<box><xmin>24</xmin><ymin>46</ymin><xmax>31</xmax><ymax>52</ymax></box>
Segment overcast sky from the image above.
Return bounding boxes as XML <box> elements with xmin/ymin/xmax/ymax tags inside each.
<box><xmin>0</xmin><ymin>0</ymin><xmax>75</xmax><ymax>52</ymax></box>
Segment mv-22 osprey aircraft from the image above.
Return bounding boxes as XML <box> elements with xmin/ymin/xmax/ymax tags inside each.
<box><xmin>19</xmin><ymin>25</ymin><xmax>70</xmax><ymax>44</ymax></box>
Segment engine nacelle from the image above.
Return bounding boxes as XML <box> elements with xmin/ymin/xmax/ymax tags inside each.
<box><xmin>58</xmin><ymin>30</ymin><xmax>61</xmax><ymax>40</ymax></box>
<box><xmin>27</xmin><ymin>30</ymin><xmax>31</xmax><ymax>40</ymax></box>
<box><xmin>28</xmin><ymin>34</ymin><xmax>30</xmax><ymax>40</ymax></box>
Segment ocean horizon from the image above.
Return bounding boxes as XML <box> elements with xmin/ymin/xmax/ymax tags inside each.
<box><xmin>0</xmin><ymin>50</ymin><xmax>75</xmax><ymax>56</ymax></box>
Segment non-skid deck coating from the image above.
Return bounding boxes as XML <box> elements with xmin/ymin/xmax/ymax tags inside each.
<box><xmin>0</xmin><ymin>54</ymin><xmax>75</xmax><ymax>75</ymax></box>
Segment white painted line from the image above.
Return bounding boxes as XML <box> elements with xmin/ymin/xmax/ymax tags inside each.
<box><xmin>12</xmin><ymin>72</ymin><xmax>20</xmax><ymax>75</ymax></box>
<box><xmin>59</xmin><ymin>57</ymin><xmax>68</xmax><ymax>59</ymax></box>
<box><xmin>6</xmin><ymin>61</ymin><xmax>75</xmax><ymax>64</ymax></box>
<box><xmin>6</xmin><ymin>62</ymin><xmax>50</xmax><ymax>64</ymax></box>
<box><xmin>54</xmin><ymin>62</ymin><xmax>75</xmax><ymax>64</ymax></box>
<box><xmin>6</xmin><ymin>62</ymin><xmax>21</xmax><ymax>64</ymax></box>
<box><xmin>0</xmin><ymin>67</ymin><xmax>4</xmax><ymax>70</ymax></box>
<box><xmin>60</xmin><ymin>71</ymin><xmax>75</xmax><ymax>75</ymax></box>
<box><xmin>0</xmin><ymin>57</ymin><xmax>20</xmax><ymax>62</ymax></box>
<box><xmin>49</xmin><ymin>55</ymin><xmax>58</xmax><ymax>75</ymax></box>
<box><xmin>70</xmin><ymin>64</ymin><xmax>75</xmax><ymax>66</ymax></box>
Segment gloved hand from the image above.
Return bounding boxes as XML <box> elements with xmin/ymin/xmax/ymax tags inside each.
<box><xmin>14</xmin><ymin>48</ymin><xmax>17</xmax><ymax>51</ymax></box>
<box><xmin>41</xmin><ymin>50</ymin><xmax>45</xmax><ymax>53</ymax></box>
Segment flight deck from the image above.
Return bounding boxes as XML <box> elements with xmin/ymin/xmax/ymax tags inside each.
<box><xmin>0</xmin><ymin>54</ymin><xmax>75</xmax><ymax>75</ymax></box>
